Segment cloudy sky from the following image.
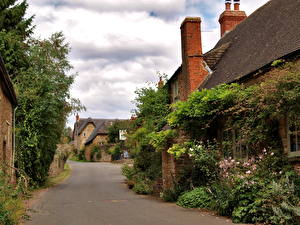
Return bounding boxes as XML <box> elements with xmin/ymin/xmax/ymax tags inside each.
<box><xmin>26</xmin><ymin>0</ymin><xmax>269</xmax><ymax>126</ymax></box>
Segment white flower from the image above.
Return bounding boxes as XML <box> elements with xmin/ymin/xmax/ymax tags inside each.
<box><xmin>270</xmin><ymin>152</ymin><xmax>274</xmax><ymax>156</ymax></box>
<box><xmin>246</xmin><ymin>170</ymin><xmax>251</xmax><ymax>174</ymax></box>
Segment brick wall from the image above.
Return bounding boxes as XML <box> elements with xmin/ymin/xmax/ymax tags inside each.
<box><xmin>219</xmin><ymin>7</ymin><xmax>247</xmax><ymax>37</ymax></box>
<box><xmin>162</xmin><ymin>130</ymin><xmax>190</xmax><ymax>190</ymax></box>
<box><xmin>180</xmin><ymin>17</ymin><xmax>208</xmax><ymax>101</ymax></box>
<box><xmin>0</xmin><ymin>86</ymin><xmax>13</xmax><ymax>176</ymax></box>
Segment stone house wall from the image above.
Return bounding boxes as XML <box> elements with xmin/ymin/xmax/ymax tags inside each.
<box><xmin>78</xmin><ymin>123</ymin><xmax>95</xmax><ymax>150</ymax></box>
<box><xmin>85</xmin><ymin>134</ymin><xmax>112</xmax><ymax>162</ymax></box>
<box><xmin>242</xmin><ymin>58</ymin><xmax>300</xmax><ymax>174</ymax></box>
<box><xmin>0</xmin><ymin>85</ymin><xmax>13</xmax><ymax>175</ymax></box>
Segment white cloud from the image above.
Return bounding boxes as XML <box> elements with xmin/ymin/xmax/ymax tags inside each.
<box><xmin>26</xmin><ymin>0</ymin><xmax>270</xmax><ymax>126</ymax></box>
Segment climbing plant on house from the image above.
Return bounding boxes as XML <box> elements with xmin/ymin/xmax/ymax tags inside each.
<box><xmin>166</xmin><ymin>59</ymin><xmax>300</xmax><ymax>224</ymax></box>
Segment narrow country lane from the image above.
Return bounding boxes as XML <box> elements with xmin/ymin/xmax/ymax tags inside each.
<box><xmin>27</xmin><ymin>161</ymin><xmax>242</xmax><ymax>225</ymax></box>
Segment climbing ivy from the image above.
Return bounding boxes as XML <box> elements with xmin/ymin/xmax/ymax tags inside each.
<box><xmin>168</xmin><ymin>59</ymin><xmax>300</xmax><ymax>154</ymax></box>
<box><xmin>15</xmin><ymin>33</ymin><xmax>84</xmax><ymax>185</ymax></box>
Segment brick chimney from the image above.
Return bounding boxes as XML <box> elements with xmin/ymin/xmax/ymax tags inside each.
<box><xmin>219</xmin><ymin>0</ymin><xmax>247</xmax><ymax>37</ymax></box>
<box><xmin>76</xmin><ymin>113</ymin><xmax>79</xmax><ymax>122</ymax></box>
<box><xmin>180</xmin><ymin>17</ymin><xmax>208</xmax><ymax>100</ymax></box>
<box><xmin>158</xmin><ymin>76</ymin><xmax>164</xmax><ymax>89</ymax></box>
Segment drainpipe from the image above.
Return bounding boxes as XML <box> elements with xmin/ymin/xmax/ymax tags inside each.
<box><xmin>12</xmin><ymin>106</ymin><xmax>18</xmax><ymax>178</ymax></box>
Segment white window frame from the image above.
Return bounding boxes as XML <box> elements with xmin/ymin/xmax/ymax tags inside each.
<box><xmin>287</xmin><ymin>119</ymin><xmax>300</xmax><ymax>157</ymax></box>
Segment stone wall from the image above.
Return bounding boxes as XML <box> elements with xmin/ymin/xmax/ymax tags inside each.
<box><xmin>0</xmin><ymin>86</ymin><xmax>13</xmax><ymax>176</ymax></box>
<box><xmin>49</xmin><ymin>144</ymin><xmax>72</xmax><ymax>177</ymax></box>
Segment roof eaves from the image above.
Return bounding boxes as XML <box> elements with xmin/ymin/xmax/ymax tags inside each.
<box><xmin>0</xmin><ymin>57</ymin><xmax>17</xmax><ymax>106</ymax></box>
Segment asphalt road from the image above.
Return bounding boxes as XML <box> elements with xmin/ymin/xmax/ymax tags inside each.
<box><xmin>27</xmin><ymin>161</ymin><xmax>242</xmax><ymax>225</ymax></box>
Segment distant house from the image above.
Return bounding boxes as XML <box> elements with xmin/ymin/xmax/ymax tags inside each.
<box><xmin>164</xmin><ymin>0</ymin><xmax>300</xmax><ymax>189</ymax></box>
<box><xmin>0</xmin><ymin>56</ymin><xmax>17</xmax><ymax>177</ymax></box>
<box><xmin>72</xmin><ymin>115</ymin><xmax>118</xmax><ymax>161</ymax></box>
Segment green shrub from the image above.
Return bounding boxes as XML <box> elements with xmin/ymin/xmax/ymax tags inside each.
<box><xmin>229</xmin><ymin>174</ymin><xmax>300</xmax><ymax>225</ymax></box>
<box><xmin>132</xmin><ymin>180</ymin><xmax>153</xmax><ymax>195</ymax></box>
<box><xmin>109</xmin><ymin>144</ymin><xmax>122</xmax><ymax>160</ymax></box>
<box><xmin>91</xmin><ymin>146</ymin><xmax>101</xmax><ymax>161</ymax></box>
<box><xmin>0</xmin><ymin>170</ymin><xmax>25</xmax><ymax>225</ymax></box>
<box><xmin>208</xmin><ymin>182</ymin><xmax>234</xmax><ymax>216</ymax></box>
<box><xmin>78</xmin><ymin>149</ymin><xmax>86</xmax><ymax>161</ymax></box>
<box><xmin>121</xmin><ymin>164</ymin><xmax>135</xmax><ymax>181</ymax></box>
<box><xmin>177</xmin><ymin>187</ymin><xmax>214</xmax><ymax>209</ymax></box>
<box><xmin>161</xmin><ymin>184</ymin><xmax>186</xmax><ymax>202</ymax></box>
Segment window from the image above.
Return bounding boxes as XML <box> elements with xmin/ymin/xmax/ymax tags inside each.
<box><xmin>287</xmin><ymin>121</ymin><xmax>300</xmax><ymax>152</ymax></box>
<box><xmin>222</xmin><ymin>129</ymin><xmax>248</xmax><ymax>159</ymax></box>
<box><xmin>83</xmin><ymin>133</ymin><xmax>86</xmax><ymax>137</ymax></box>
<box><xmin>172</xmin><ymin>80</ymin><xmax>179</xmax><ymax>102</ymax></box>
<box><xmin>232</xmin><ymin>130</ymin><xmax>249</xmax><ymax>159</ymax></box>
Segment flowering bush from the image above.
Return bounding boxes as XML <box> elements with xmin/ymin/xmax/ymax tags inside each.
<box><xmin>168</xmin><ymin>141</ymin><xmax>220</xmax><ymax>187</ymax></box>
<box><xmin>216</xmin><ymin>149</ymin><xmax>300</xmax><ymax>224</ymax></box>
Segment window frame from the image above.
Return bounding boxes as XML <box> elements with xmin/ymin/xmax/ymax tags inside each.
<box><xmin>287</xmin><ymin>119</ymin><xmax>300</xmax><ymax>157</ymax></box>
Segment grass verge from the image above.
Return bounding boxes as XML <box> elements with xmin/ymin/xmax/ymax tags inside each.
<box><xmin>68</xmin><ymin>156</ymin><xmax>88</xmax><ymax>163</ymax></box>
<box><xmin>43</xmin><ymin>163</ymin><xmax>71</xmax><ymax>188</ymax></box>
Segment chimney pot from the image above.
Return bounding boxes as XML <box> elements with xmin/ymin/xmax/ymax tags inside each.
<box><xmin>234</xmin><ymin>4</ymin><xmax>240</xmax><ymax>10</ymax></box>
<box><xmin>225</xmin><ymin>2</ymin><xmax>231</xmax><ymax>10</ymax></box>
<box><xmin>219</xmin><ymin>0</ymin><xmax>246</xmax><ymax>37</ymax></box>
<box><xmin>158</xmin><ymin>76</ymin><xmax>164</xmax><ymax>88</ymax></box>
<box><xmin>234</xmin><ymin>0</ymin><xmax>240</xmax><ymax>10</ymax></box>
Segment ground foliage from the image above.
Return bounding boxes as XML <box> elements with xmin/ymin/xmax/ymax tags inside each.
<box><xmin>166</xmin><ymin>59</ymin><xmax>300</xmax><ymax>224</ymax></box>
<box><xmin>0</xmin><ymin>168</ymin><xmax>28</xmax><ymax>225</ymax></box>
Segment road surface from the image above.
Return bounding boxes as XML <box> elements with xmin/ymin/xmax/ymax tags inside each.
<box><xmin>27</xmin><ymin>161</ymin><xmax>242</xmax><ymax>225</ymax></box>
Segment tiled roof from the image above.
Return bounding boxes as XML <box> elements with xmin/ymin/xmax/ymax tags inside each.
<box><xmin>0</xmin><ymin>56</ymin><xmax>17</xmax><ymax>106</ymax></box>
<box><xmin>202</xmin><ymin>0</ymin><xmax>300</xmax><ymax>88</ymax></box>
<box><xmin>84</xmin><ymin>119</ymin><xmax>117</xmax><ymax>145</ymax></box>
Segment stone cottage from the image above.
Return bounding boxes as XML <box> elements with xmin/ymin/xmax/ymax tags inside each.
<box><xmin>72</xmin><ymin>115</ymin><xmax>118</xmax><ymax>161</ymax></box>
<box><xmin>0</xmin><ymin>56</ymin><xmax>17</xmax><ymax>177</ymax></box>
<box><xmin>164</xmin><ymin>0</ymin><xmax>300</xmax><ymax>189</ymax></box>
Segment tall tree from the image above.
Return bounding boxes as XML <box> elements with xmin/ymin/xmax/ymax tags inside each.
<box><xmin>0</xmin><ymin>0</ymin><xmax>33</xmax><ymax>78</ymax></box>
<box><xmin>15</xmin><ymin>33</ymin><xmax>84</xmax><ymax>185</ymax></box>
